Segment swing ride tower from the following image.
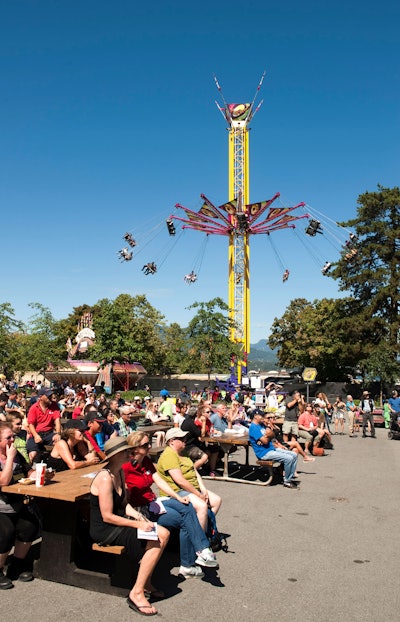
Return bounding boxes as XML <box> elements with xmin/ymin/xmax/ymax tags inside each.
<box><xmin>170</xmin><ymin>75</ymin><xmax>308</xmax><ymax>383</ymax></box>
<box><xmin>226</xmin><ymin>101</ymin><xmax>251</xmax><ymax>383</ymax></box>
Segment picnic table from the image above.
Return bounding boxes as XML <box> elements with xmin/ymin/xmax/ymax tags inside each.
<box><xmin>203</xmin><ymin>432</ymin><xmax>281</xmax><ymax>486</ymax></box>
<box><xmin>2</xmin><ymin>464</ymin><xmax>130</xmax><ymax>595</ymax></box>
<box><xmin>137</xmin><ymin>422</ymin><xmax>173</xmax><ymax>443</ymax></box>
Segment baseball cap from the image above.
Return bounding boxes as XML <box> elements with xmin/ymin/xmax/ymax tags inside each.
<box><xmin>63</xmin><ymin>419</ymin><xmax>87</xmax><ymax>431</ymax></box>
<box><xmin>165</xmin><ymin>428</ymin><xmax>188</xmax><ymax>442</ymax></box>
<box><xmin>85</xmin><ymin>412</ymin><xmax>106</xmax><ymax>424</ymax></box>
<box><xmin>39</xmin><ymin>388</ymin><xmax>54</xmax><ymax>398</ymax></box>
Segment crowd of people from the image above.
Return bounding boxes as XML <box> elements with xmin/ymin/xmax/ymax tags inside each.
<box><xmin>1</xmin><ymin>376</ymin><xmax>399</xmax><ymax>614</ymax></box>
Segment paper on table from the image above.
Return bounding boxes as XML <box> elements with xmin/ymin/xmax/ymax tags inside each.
<box><xmin>80</xmin><ymin>472</ymin><xmax>98</xmax><ymax>479</ymax></box>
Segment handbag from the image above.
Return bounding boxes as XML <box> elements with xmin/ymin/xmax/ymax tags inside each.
<box><xmin>207</xmin><ymin>508</ymin><xmax>228</xmax><ymax>553</ymax></box>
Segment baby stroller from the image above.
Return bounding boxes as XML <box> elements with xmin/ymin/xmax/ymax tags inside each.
<box><xmin>388</xmin><ymin>413</ymin><xmax>400</xmax><ymax>440</ymax></box>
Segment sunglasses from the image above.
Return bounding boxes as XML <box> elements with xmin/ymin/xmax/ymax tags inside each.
<box><xmin>138</xmin><ymin>442</ymin><xmax>151</xmax><ymax>449</ymax></box>
<box><xmin>4</xmin><ymin>435</ymin><xmax>15</xmax><ymax>440</ymax></box>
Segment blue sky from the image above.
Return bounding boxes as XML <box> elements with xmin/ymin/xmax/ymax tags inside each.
<box><xmin>1</xmin><ymin>0</ymin><xmax>398</xmax><ymax>344</ymax></box>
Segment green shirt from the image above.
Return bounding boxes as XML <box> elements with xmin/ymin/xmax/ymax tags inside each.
<box><xmin>159</xmin><ymin>401</ymin><xmax>173</xmax><ymax>420</ymax></box>
<box><xmin>156</xmin><ymin>446</ymin><xmax>199</xmax><ymax>495</ymax></box>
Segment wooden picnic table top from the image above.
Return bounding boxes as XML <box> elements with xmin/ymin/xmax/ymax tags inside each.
<box><xmin>2</xmin><ymin>464</ymin><xmax>102</xmax><ymax>503</ymax></box>
<box><xmin>203</xmin><ymin>433</ymin><xmax>250</xmax><ymax>446</ymax></box>
<box><xmin>137</xmin><ymin>422</ymin><xmax>173</xmax><ymax>434</ymax></box>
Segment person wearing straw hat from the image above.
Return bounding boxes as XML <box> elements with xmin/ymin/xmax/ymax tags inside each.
<box><xmin>359</xmin><ymin>391</ymin><xmax>376</xmax><ymax>438</ymax></box>
<box><xmin>90</xmin><ymin>437</ymin><xmax>168</xmax><ymax>616</ymax></box>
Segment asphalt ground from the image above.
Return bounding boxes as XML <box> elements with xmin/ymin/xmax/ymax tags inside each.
<box><xmin>3</xmin><ymin>426</ymin><xmax>399</xmax><ymax>622</ymax></box>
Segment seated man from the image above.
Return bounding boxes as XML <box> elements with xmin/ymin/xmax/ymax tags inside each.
<box><xmin>132</xmin><ymin>396</ymin><xmax>144</xmax><ymax>413</ymax></box>
<box><xmin>298</xmin><ymin>405</ymin><xmax>333</xmax><ymax>451</ymax></box>
<box><xmin>210</xmin><ymin>403</ymin><xmax>233</xmax><ymax>433</ymax></box>
<box><xmin>26</xmin><ymin>388</ymin><xmax>62</xmax><ymax>462</ymax></box>
<box><xmin>114</xmin><ymin>405</ymin><xmax>137</xmax><ymax>438</ymax></box>
<box><xmin>248</xmin><ymin>409</ymin><xmax>298</xmax><ymax>488</ymax></box>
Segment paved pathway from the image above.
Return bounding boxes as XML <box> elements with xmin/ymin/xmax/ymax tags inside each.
<box><xmin>3</xmin><ymin>427</ymin><xmax>399</xmax><ymax>622</ymax></box>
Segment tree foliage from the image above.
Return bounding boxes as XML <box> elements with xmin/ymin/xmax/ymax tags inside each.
<box><xmin>162</xmin><ymin>322</ymin><xmax>190</xmax><ymax>374</ymax></box>
<box><xmin>90</xmin><ymin>294</ymin><xmax>166</xmax><ymax>374</ymax></box>
<box><xmin>186</xmin><ymin>298</ymin><xmax>240</xmax><ymax>379</ymax></box>
<box><xmin>268</xmin><ymin>297</ymin><xmax>363</xmax><ymax>380</ymax></box>
<box><xmin>0</xmin><ymin>303</ymin><xmax>24</xmax><ymax>375</ymax></box>
<box><xmin>12</xmin><ymin>303</ymin><xmax>66</xmax><ymax>375</ymax></box>
<box><xmin>332</xmin><ymin>185</ymin><xmax>400</xmax><ymax>357</ymax></box>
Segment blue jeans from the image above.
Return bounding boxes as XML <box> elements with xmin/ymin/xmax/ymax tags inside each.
<box><xmin>260</xmin><ymin>448</ymin><xmax>298</xmax><ymax>482</ymax></box>
<box><xmin>157</xmin><ymin>498</ymin><xmax>209</xmax><ymax>567</ymax></box>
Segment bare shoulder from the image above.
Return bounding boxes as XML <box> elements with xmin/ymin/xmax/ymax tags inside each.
<box><xmin>91</xmin><ymin>469</ymin><xmax>112</xmax><ymax>493</ymax></box>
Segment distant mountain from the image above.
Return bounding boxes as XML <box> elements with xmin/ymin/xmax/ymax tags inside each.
<box><xmin>248</xmin><ymin>340</ymin><xmax>278</xmax><ymax>370</ymax></box>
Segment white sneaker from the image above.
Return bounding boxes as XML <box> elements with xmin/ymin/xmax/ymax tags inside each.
<box><xmin>179</xmin><ymin>565</ymin><xmax>205</xmax><ymax>579</ymax></box>
<box><xmin>195</xmin><ymin>547</ymin><xmax>219</xmax><ymax>568</ymax></box>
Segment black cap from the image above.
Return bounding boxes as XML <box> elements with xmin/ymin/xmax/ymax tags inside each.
<box><xmin>250</xmin><ymin>408</ymin><xmax>265</xmax><ymax>418</ymax></box>
<box><xmin>63</xmin><ymin>419</ymin><xmax>87</xmax><ymax>431</ymax></box>
<box><xmin>85</xmin><ymin>411</ymin><xmax>106</xmax><ymax>424</ymax></box>
<box><xmin>39</xmin><ymin>388</ymin><xmax>54</xmax><ymax>398</ymax></box>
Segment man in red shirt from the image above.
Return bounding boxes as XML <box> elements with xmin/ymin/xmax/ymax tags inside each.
<box><xmin>27</xmin><ymin>388</ymin><xmax>62</xmax><ymax>461</ymax></box>
<box><xmin>298</xmin><ymin>405</ymin><xmax>331</xmax><ymax>452</ymax></box>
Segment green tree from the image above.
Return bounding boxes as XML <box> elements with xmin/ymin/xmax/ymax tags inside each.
<box><xmin>0</xmin><ymin>302</ymin><xmax>24</xmax><ymax>376</ymax></box>
<box><xmin>332</xmin><ymin>185</ymin><xmax>400</xmax><ymax>358</ymax></box>
<box><xmin>90</xmin><ymin>294</ymin><xmax>166</xmax><ymax>373</ymax></box>
<box><xmin>13</xmin><ymin>303</ymin><xmax>66</xmax><ymax>375</ymax></box>
<box><xmin>359</xmin><ymin>342</ymin><xmax>400</xmax><ymax>403</ymax></box>
<box><xmin>186</xmin><ymin>298</ymin><xmax>240</xmax><ymax>380</ymax></box>
<box><xmin>268</xmin><ymin>297</ymin><xmax>363</xmax><ymax>380</ymax></box>
<box><xmin>162</xmin><ymin>322</ymin><xmax>189</xmax><ymax>374</ymax></box>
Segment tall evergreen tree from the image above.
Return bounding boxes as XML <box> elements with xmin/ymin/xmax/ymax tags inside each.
<box><xmin>332</xmin><ymin>185</ymin><xmax>400</xmax><ymax>358</ymax></box>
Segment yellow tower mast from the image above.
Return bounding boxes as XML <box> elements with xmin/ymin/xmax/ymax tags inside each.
<box><xmin>216</xmin><ymin>73</ymin><xmax>265</xmax><ymax>383</ymax></box>
<box><xmin>172</xmin><ymin>73</ymin><xmax>308</xmax><ymax>385</ymax></box>
<box><xmin>227</xmin><ymin>108</ymin><xmax>250</xmax><ymax>383</ymax></box>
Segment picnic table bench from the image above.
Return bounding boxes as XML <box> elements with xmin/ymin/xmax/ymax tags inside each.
<box><xmin>2</xmin><ymin>465</ymin><xmax>133</xmax><ymax>595</ymax></box>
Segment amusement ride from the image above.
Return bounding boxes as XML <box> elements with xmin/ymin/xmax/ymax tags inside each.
<box><xmin>118</xmin><ymin>74</ymin><xmax>358</xmax><ymax>383</ymax></box>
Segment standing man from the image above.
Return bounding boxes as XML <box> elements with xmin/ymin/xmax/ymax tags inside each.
<box><xmin>359</xmin><ymin>391</ymin><xmax>376</xmax><ymax>438</ymax></box>
<box><xmin>282</xmin><ymin>390</ymin><xmax>303</xmax><ymax>443</ymax></box>
<box><xmin>346</xmin><ymin>394</ymin><xmax>357</xmax><ymax>437</ymax></box>
<box><xmin>178</xmin><ymin>386</ymin><xmax>191</xmax><ymax>404</ymax></box>
<box><xmin>159</xmin><ymin>387</ymin><xmax>170</xmax><ymax>399</ymax></box>
<box><xmin>26</xmin><ymin>388</ymin><xmax>62</xmax><ymax>461</ymax></box>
